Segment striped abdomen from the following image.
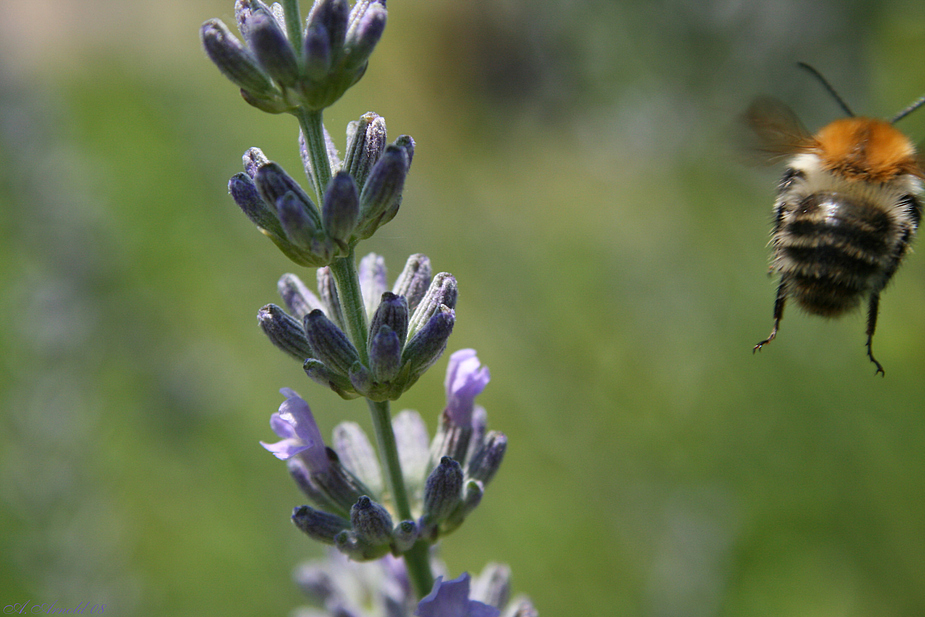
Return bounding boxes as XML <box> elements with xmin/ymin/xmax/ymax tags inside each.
<box><xmin>773</xmin><ymin>192</ymin><xmax>901</xmax><ymax>316</ymax></box>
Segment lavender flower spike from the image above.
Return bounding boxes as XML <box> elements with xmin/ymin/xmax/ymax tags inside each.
<box><xmin>445</xmin><ymin>349</ymin><xmax>490</xmax><ymax>426</ymax></box>
<box><xmin>415</xmin><ymin>573</ymin><xmax>500</xmax><ymax>617</ymax></box>
<box><xmin>260</xmin><ymin>388</ymin><xmax>326</xmax><ymax>471</ymax></box>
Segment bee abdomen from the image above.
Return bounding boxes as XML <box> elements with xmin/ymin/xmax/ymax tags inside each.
<box><xmin>773</xmin><ymin>192</ymin><xmax>897</xmax><ymax>316</ymax></box>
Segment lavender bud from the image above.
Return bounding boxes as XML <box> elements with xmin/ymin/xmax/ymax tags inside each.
<box><xmin>316</xmin><ymin>267</ymin><xmax>346</xmax><ymax>331</ymax></box>
<box><xmin>292</xmin><ymin>505</ymin><xmax>350</xmax><ymax>544</ymax></box>
<box><xmin>304</xmin><ymin>358</ymin><xmax>359</xmax><ymax>399</ymax></box>
<box><xmin>357</xmin><ymin>144</ymin><xmax>408</xmax><ymax>238</ymax></box>
<box><xmin>277</xmin><ymin>191</ymin><xmax>320</xmax><ymax>248</ymax></box>
<box><xmin>302</xmin><ymin>23</ymin><xmax>332</xmax><ymax>81</ymax></box>
<box><xmin>422</xmin><ymin>457</ymin><xmax>464</xmax><ymax>526</ymax></box>
<box><xmin>333</xmin><ymin>530</ymin><xmax>360</xmax><ymax>554</ymax></box>
<box><xmin>467</xmin><ymin>431</ymin><xmax>507</xmax><ymax>486</ymax></box>
<box><xmin>408</xmin><ymin>272</ymin><xmax>457</xmax><ymax>340</ymax></box>
<box><xmin>307</xmin><ymin>0</ymin><xmax>350</xmax><ymax>63</ymax></box>
<box><xmin>402</xmin><ymin>306</ymin><xmax>455</xmax><ymax>381</ymax></box>
<box><xmin>257</xmin><ymin>304</ymin><xmax>313</xmax><ymax>361</ymax></box>
<box><xmin>254</xmin><ymin>162</ymin><xmax>321</xmax><ymax>229</ymax></box>
<box><xmin>343</xmin><ymin>2</ymin><xmax>386</xmax><ymax>71</ymax></box>
<box><xmin>322</xmin><ymin>171</ymin><xmax>359</xmax><ymax>242</ymax></box>
<box><xmin>350</xmin><ymin>496</ymin><xmax>393</xmax><ymax>545</ymax></box>
<box><xmin>269</xmin><ymin>2</ymin><xmax>287</xmax><ymax>30</ymax></box>
<box><xmin>472</xmin><ymin>563</ymin><xmax>511</xmax><ymax>611</ymax></box>
<box><xmin>245</xmin><ymin>9</ymin><xmax>301</xmax><ymax>88</ymax></box>
<box><xmin>347</xmin><ymin>0</ymin><xmax>376</xmax><ymax>31</ymax></box>
<box><xmin>359</xmin><ymin>253</ymin><xmax>388</xmax><ymax>318</ymax></box>
<box><xmin>239</xmin><ymin>88</ymin><xmax>293</xmax><ymax>114</ymax></box>
<box><xmin>393</xmin><ymin>410</ymin><xmax>431</xmax><ymax>496</ymax></box>
<box><xmin>201</xmin><ymin>19</ymin><xmax>276</xmax><ymax>97</ymax></box>
<box><xmin>375</xmin><ymin>194</ymin><xmax>401</xmax><ymax>231</ymax></box>
<box><xmin>347</xmin><ymin>361</ymin><xmax>374</xmax><ymax>395</ymax></box>
<box><xmin>506</xmin><ymin>598</ymin><xmax>539</xmax><ymax>617</ymax></box>
<box><xmin>228</xmin><ymin>172</ymin><xmax>284</xmax><ymax>238</ymax></box>
<box><xmin>392</xmin><ymin>253</ymin><xmax>432</xmax><ymax>314</ymax></box>
<box><xmin>277</xmin><ymin>273</ymin><xmax>324</xmax><ymax>321</ymax></box>
<box><xmin>441</xmin><ymin>479</ymin><xmax>484</xmax><ymax>535</ymax></box>
<box><xmin>369</xmin><ymin>292</ymin><xmax>409</xmax><ymax>350</ymax></box>
<box><xmin>431</xmin><ymin>411</ymin><xmax>473</xmax><ymax>471</ymax></box>
<box><xmin>293</xmin><ymin>563</ymin><xmax>337</xmax><ymax>603</ymax></box>
<box><xmin>391</xmin><ymin>520</ymin><xmax>419</xmax><ymax>553</ymax></box>
<box><xmin>394</xmin><ymin>134</ymin><xmax>415</xmax><ymax>170</ymax></box>
<box><xmin>467</xmin><ymin>406</ymin><xmax>489</xmax><ymax>462</ymax></box>
<box><xmin>342</xmin><ymin>113</ymin><xmax>387</xmax><ymax>191</ymax></box>
<box><xmin>242</xmin><ymin>147</ymin><xmax>269</xmax><ymax>178</ymax></box>
<box><xmin>368</xmin><ymin>324</ymin><xmax>402</xmax><ymax>382</ymax></box>
<box><xmin>234</xmin><ymin>0</ymin><xmax>272</xmax><ymax>39</ymax></box>
<box><xmin>332</xmin><ymin>422</ymin><xmax>383</xmax><ymax>496</ymax></box>
<box><xmin>303</xmin><ymin>309</ymin><xmax>360</xmax><ymax>375</ymax></box>
<box><xmin>288</xmin><ymin>457</ymin><xmax>340</xmax><ymax>512</ymax></box>
<box><xmin>318</xmin><ymin>448</ymin><xmax>377</xmax><ymax>515</ymax></box>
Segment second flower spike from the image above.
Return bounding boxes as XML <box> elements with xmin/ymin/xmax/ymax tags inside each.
<box><xmin>258</xmin><ymin>253</ymin><xmax>457</xmax><ymax>401</ymax></box>
<box><xmin>228</xmin><ymin>114</ymin><xmax>413</xmax><ymax>266</ymax></box>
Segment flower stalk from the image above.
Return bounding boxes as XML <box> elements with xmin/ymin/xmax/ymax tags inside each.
<box><xmin>296</xmin><ymin>107</ymin><xmax>333</xmax><ymax>198</ymax></box>
<box><xmin>296</xmin><ymin>72</ymin><xmax>431</xmax><ymax>595</ymax></box>
<box><xmin>366</xmin><ymin>397</ymin><xmax>434</xmax><ymax>597</ymax></box>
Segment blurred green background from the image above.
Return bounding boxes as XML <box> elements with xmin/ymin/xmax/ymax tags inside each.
<box><xmin>3</xmin><ymin>0</ymin><xmax>925</xmax><ymax>615</ymax></box>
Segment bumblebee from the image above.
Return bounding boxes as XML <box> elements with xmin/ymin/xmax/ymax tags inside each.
<box><xmin>749</xmin><ymin>64</ymin><xmax>925</xmax><ymax>375</ymax></box>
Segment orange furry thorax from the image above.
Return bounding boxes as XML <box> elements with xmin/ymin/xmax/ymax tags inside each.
<box><xmin>814</xmin><ymin>117</ymin><xmax>921</xmax><ymax>182</ymax></box>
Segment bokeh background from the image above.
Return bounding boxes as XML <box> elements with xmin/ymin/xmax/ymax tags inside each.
<box><xmin>3</xmin><ymin>0</ymin><xmax>925</xmax><ymax>615</ymax></box>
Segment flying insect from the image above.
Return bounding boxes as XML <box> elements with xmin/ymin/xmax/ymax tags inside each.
<box><xmin>749</xmin><ymin>63</ymin><xmax>925</xmax><ymax>375</ymax></box>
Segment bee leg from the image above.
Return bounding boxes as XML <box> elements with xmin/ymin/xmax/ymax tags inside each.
<box><xmin>754</xmin><ymin>281</ymin><xmax>787</xmax><ymax>353</ymax></box>
<box><xmin>865</xmin><ymin>293</ymin><xmax>885</xmax><ymax>376</ymax></box>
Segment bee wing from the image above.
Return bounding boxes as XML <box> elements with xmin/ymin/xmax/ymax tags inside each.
<box><xmin>742</xmin><ymin>96</ymin><xmax>816</xmax><ymax>164</ymax></box>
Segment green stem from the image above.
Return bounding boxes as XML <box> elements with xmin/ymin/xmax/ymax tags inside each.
<box><xmin>281</xmin><ymin>0</ymin><xmax>303</xmax><ymax>54</ymax></box>
<box><xmin>405</xmin><ymin>541</ymin><xmax>436</xmax><ymax>599</ymax></box>
<box><xmin>299</xmin><ymin>100</ymin><xmax>434</xmax><ymax>600</ymax></box>
<box><xmin>367</xmin><ymin>398</ymin><xmax>434</xmax><ymax>598</ymax></box>
<box><xmin>329</xmin><ymin>252</ymin><xmax>369</xmax><ymax>365</ymax></box>
<box><xmin>366</xmin><ymin>399</ymin><xmax>411</xmax><ymax>519</ymax></box>
<box><xmin>295</xmin><ymin>107</ymin><xmax>332</xmax><ymax>200</ymax></box>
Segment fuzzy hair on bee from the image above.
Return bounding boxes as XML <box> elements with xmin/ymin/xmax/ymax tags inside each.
<box><xmin>748</xmin><ymin>63</ymin><xmax>925</xmax><ymax>375</ymax></box>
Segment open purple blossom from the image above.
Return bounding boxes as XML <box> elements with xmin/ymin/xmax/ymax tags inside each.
<box><xmin>415</xmin><ymin>573</ymin><xmax>500</xmax><ymax>617</ymax></box>
<box><xmin>261</xmin><ymin>388</ymin><xmax>327</xmax><ymax>472</ymax></box>
<box><xmin>444</xmin><ymin>349</ymin><xmax>490</xmax><ymax>426</ymax></box>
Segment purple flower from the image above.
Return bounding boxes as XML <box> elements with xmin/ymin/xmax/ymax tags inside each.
<box><xmin>415</xmin><ymin>573</ymin><xmax>500</xmax><ymax>617</ymax></box>
<box><xmin>260</xmin><ymin>388</ymin><xmax>328</xmax><ymax>472</ymax></box>
<box><xmin>444</xmin><ymin>349</ymin><xmax>490</xmax><ymax>426</ymax></box>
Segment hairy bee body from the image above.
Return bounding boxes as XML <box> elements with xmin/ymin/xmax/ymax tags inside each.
<box><xmin>748</xmin><ymin>83</ymin><xmax>925</xmax><ymax>375</ymax></box>
<box><xmin>771</xmin><ymin>151</ymin><xmax>921</xmax><ymax>319</ymax></box>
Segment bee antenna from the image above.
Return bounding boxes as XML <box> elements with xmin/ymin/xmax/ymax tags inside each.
<box><xmin>797</xmin><ymin>62</ymin><xmax>855</xmax><ymax>117</ymax></box>
<box><xmin>891</xmin><ymin>93</ymin><xmax>925</xmax><ymax>124</ymax></box>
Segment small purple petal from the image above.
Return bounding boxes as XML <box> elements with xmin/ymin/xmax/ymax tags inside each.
<box><xmin>269</xmin><ymin>412</ymin><xmax>298</xmax><ymax>439</ymax></box>
<box><xmin>415</xmin><ymin>573</ymin><xmax>500</xmax><ymax>617</ymax></box>
<box><xmin>444</xmin><ymin>349</ymin><xmax>490</xmax><ymax>426</ymax></box>
<box><xmin>260</xmin><ymin>389</ymin><xmax>328</xmax><ymax>471</ymax></box>
<box><xmin>278</xmin><ymin>389</ymin><xmax>324</xmax><ymax>446</ymax></box>
<box><xmin>260</xmin><ymin>435</ymin><xmax>310</xmax><ymax>460</ymax></box>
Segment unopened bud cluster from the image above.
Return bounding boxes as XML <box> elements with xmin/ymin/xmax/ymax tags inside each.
<box><xmin>202</xmin><ymin>0</ymin><xmax>386</xmax><ymax>113</ymax></box>
<box><xmin>230</xmin><ymin>113</ymin><xmax>412</xmax><ymax>266</ymax></box>
<box><xmin>259</xmin><ymin>253</ymin><xmax>456</xmax><ymax>400</ymax></box>
<box><xmin>263</xmin><ymin>350</ymin><xmax>505</xmax><ymax>561</ymax></box>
